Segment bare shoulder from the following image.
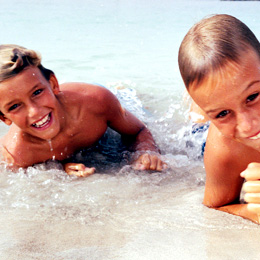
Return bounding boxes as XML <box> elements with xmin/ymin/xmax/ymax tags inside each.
<box><xmin>60</xmin><ymin>83</ymin><xmax>114</xmax><ymax>100</ymax></box>
<box><xmin>203</xmin><ymin>123</ymin><xmax>260</xmax><ymax>207</ymax></box>
<box><xmin>205</xmin><ymin>123</ymin><xmax>260</xmax><ymax>170</ymax></box>
<box><xmin>59</xmin><ymin>83</ymin><xmax>118</xmax><ymax>113</ymax></box>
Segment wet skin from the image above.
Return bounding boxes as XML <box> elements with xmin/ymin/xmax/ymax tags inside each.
<box><xmin>0</xmin><ymin>67</ymin><xmax>165</xmax><ymax>176</ymax></box>
<box><xmin>189</xmin><ymin>49</ymin><xmax>260</xmax><ymax>223</ymax></box>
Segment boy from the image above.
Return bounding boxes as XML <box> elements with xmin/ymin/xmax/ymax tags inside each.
<box><xmin>0</xmin><ymin>44</ymin><xmax>165</xmax><ymax>177</ymax></box>
<box><xmin>178</xmin><ymin>14</ymin><xmax>260</xmax><ymax>223</ymax></box>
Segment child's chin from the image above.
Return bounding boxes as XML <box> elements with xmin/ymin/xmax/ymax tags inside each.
<box><xmin>30</xmin><ymin>126</ymin><xmax>60</xmax><ymax>140</ymax></box>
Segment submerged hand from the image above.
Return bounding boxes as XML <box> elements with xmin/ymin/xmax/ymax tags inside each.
<box><xmin>132</xmin><ymin>153</ymin><xmax>167</xmax><ymax>172</ymax></box>
<box><xmin>64</xmin><ymin>163</ymin><xmax>95</xmax><ymax>177</ymax></box>
<box><xmin>241</xmin><ymin>163</ymin><xmax>260</xmax><ymax>218</ymax></box>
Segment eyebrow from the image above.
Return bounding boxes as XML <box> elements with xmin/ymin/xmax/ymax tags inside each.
<box><xmin>205</xmin><ymin>108</ymin><xmax>223</xmax><ymax>115</ymax></box>
<box><xmin>243</xmin><ymin>80</ymin><xmax>260</xmax><ymax>92</ymax></box>
<box><xmin>4</xmin><ymin>83</ymin><xmax>41</xmax><ymax>109</ymax></box>
<box><xmin>205</xmin><ymin>80</ymin><xmax>260</xmax><ymax>114</ymax></box>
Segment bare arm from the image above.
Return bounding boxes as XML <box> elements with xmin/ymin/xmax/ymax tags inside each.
<box><xmin>62</xmin><ymin>85</ymin><xmax>166</xmax><ymax>175</ymax></box>
<box><xmin>203</xmin><ymin>124</ymin><xmax>260</xmax><ymax>223</ymax></box>
<box><xmin>103</xmin><ymin>88</ymin><xmax>165</xmax><ymax>171</ymax></box>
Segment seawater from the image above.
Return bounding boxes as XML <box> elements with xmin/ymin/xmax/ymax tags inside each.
<box><xmin>1</xmin><ymin>1</ymin><xmax>260</xmax><ymax>259</ymax></box>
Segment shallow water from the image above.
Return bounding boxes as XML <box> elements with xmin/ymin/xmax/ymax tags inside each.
<box><xmin>1</xmin><ymin>0</ymin><xmax>260</xmax><ymax>259</ymax></box>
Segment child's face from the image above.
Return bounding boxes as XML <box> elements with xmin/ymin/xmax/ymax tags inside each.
<box><xmin>189</xmin><ymin>49</ymin><xmax>260</xmax><ymax>151</ymax></box>
<box><xmin>0</xmin><ymin>66</ymin><xmax>62</xmax><ymax>140</ymax></box>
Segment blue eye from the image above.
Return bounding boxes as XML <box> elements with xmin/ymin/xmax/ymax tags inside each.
<box><xmin>33</xmin><ymin>89</ymin><xmax>43</xmax><ymax>96</ymax></box>
<box><xmin>8</xmin><ymin>103</ymin><xmax>20</xmax><ymax>111</ymax></box>
<box><xmin>216</xmin><ymin>110</ymin><xmax>230</xmax><ymax>119</ymax></box>
<box><xmin>246</xmin><ymin>92</ymin><xmax>259</xmax><ymax>103</ymax></box>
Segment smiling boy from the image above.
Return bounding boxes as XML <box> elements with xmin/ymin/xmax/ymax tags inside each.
<box><xmin>178</xmin><ymin>14</ymin><xmax>260</xmax><ymax>223</ymax></box>
<box><xmin>0</xmin><ymin>44</ymin><xmax>165</xmax><ymax>177</ymax></box>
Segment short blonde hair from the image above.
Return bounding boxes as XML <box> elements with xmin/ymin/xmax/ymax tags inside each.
<box><xmin>0</xmin><ymin>44</ymin><xmax>53</xmax><ymax>82</ymax></box>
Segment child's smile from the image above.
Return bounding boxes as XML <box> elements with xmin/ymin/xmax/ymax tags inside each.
<box><xmin>249</xmin><ymin>131</ymin><xmax>260</xmax><ymax>140</ymax></box>
<box><xmin>189</xmin><ymin>49</ymin><xmax>260</xmax><ymax>150</ymax></box>
<box><xmin>0</xmin><ymin>67</ymin><xmax>62</xmax><ymax>141</ymax></box>
<box><xmin>31</xmin><ymin>112</ymin><xmax>52</xmax><ymax>129</ymax></box>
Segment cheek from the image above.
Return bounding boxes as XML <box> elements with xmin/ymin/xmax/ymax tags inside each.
<box><xmin>11</xmin><ymin>116</ymin><xmax>26</xmax><ymax>127</ymax></box>
<box><xmin>41</xmin><ymin>92</ymin><xmax>56</xmax><ymax>106</ymax></box>
<box><xmin>212</xmin><ymin>120</ymin><xmax>236</xmax><ymax>138</ymax></box>
<box><xmin>9</xmin><ymin>109</ymin><xmax>29</xmax><ymax>127</ymax></box>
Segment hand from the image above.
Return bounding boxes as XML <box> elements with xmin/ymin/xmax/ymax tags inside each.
<box><xmin>64</xmin><ymin>163</ymin><xmax>95</xmax><ymax>177</ymax></box>
<box><xmin>241</xmin><ymin>163</ymin><xmax>260</xmax><ymax>218</ymax></box>
<box><xmin>132</xmin><ymin>152</ymin><xmax>167</xmax><ymax>172</ymax></box>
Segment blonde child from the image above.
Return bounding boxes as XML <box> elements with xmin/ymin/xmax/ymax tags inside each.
<box><xmin>0</xmin><ymin>44</ymin><xmax>165</xmax><ymax>177</ymax></box>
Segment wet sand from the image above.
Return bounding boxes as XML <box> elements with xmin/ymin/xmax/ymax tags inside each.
<box><xmin>0</xmin><ymin>167</ymin><xmax>259</xmax><ymax>260</ymax></box>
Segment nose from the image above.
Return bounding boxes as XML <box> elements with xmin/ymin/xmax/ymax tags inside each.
<box><xmin>27</xmin><ymin>102</ymin><xmax>40</xmax><ymax>118</ymax></box>
<box><xmin>236</xmin><ymin>110</ymin><xmax>254</xmax><ymax>135</ymax></box>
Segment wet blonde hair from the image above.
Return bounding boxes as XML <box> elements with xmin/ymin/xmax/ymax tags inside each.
<box><xmin>178</xmin><ymin>14</ymin><xmax>260</xmax><ymax>90</ymax></box>
<box><xmin>0</xmin><ymin>44</ymin><xmax>53</xmax><ymax>82</ymax></box>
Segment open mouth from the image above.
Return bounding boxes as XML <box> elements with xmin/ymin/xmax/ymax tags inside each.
<box><xmin>249</xmin><ymin>131</ymin><xmax>260</xmax><ymax>140</ymax></box>
<box><xmin>31</xmin><ymin>113</ymin><xmax>51</xmax><ymax>128</ymax></box>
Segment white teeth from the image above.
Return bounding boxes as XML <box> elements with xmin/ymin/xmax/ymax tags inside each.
<box><xmin>32</xmin><ymin>114</ymin><xmax>50</xmax><ymax>128</ymax></box>
<box><xmin>249</xmin><ymin>132</ymin><xmax>260</xmax><ymax>140</ymax></box>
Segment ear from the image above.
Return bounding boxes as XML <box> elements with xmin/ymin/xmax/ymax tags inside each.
<box><xmin>49</xmin><ymin>73</ymin><xmax>60</xmax><ymax>95</ymax></box>
<box><xmin>0</xmin><ymin>114</ymin><xmax>12</xmax><ymax>126</ymax></box>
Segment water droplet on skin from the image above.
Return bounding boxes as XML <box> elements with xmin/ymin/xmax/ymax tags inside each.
<box><xmin>47</xmin><ymin>140</ymin><xmax>53</xmax><ymax>152</ymax></box>
<box><xmin>47</xmin><ymin>140</ymin><xmax>56</xmax><ymax>160</ymax></box>
<box><xmin>12</xmin><ymin>133</ymin><xmax>18</xmax><ymax>141</ymax></box>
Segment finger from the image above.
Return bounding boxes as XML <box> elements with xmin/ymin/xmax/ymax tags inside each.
<box><xmin>73</xmin><ymin>163</ymin><xmax>86</xmax><ymax>171</ymax></box>
<box><xmin>241</xmin><ymin>167</ymin><xmax>260</xmax><ymax>181</ymax></box>
<box><xmin>66</xmin><ymin>163</ymin><xmax>84</xmax><ymax>171</ymax></box>
<box><xmin>66</xmin><ymin>169</ymin><xmax>83</xmax><ymax>176</ymax></box>
<box><xmin>244</xmin><ymin>193</ymin><xmax>260</xmax><ymax>204</ymax></box>
<box><xmin>154</xmin><ymin>156</ymin><xmax>168</xmax><ymax>171</ymax></box>
<box><xmin>243</xmin><ymin>181</ymin><xmax>260</xmax><ymax>193</ymax></box>
<box><xmin>66</xmin><ymin>169</ymin><xmax>76</xmax><ymax>176</ymax></box>
<box><xmin>65</xmin><ymin>163</ymin><xmax>95</xmax><ymax>177</ymax></box>
<box><xmin>82</xmin><ymin>167</ymin><xmax>96</xmax><ymax>177</ymax></box>
<box><xmin>156</xmin><ymin>159</ymin><xmax>163</xmax><ymax>171</ymax></box>
<box><xmin>149</xmin><ymin>155</ymin><xmax>158</xmax><ymax>171</ymax></box>
<box><xmin>248</xmin><ymin>162</ymin><xmax>260</xmax><ymax>169</ymax></box>
<box><xmin>133</xmin><ymin>154</ymin><xmax>151</xmax><ymax>171</ymax></box>
<box><xmin>247</xmin><ymin>203</ymin><xmax>260</xmax><ymax>215</ymax></box>
<box><xmin>141</xmin><ymin>154</ymin><xmax>151</xmax><ymax>170</ymax></box>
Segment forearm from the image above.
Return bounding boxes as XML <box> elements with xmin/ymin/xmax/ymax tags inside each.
<box><xmin>213</xmin><ymin>203</ymin><xmax>259</xmax><ymax>224</ymax></box>
<box><xmin>123</xmin><ymin>126</ymin><xmax>160</xmax><ymax>153</ymax></box>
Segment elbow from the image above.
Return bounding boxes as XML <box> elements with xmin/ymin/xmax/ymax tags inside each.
<box><xmin>203</xmin><ymin>199</ymin><xmax>221</xmax><ymax>209</ymax></box>
<box><xmin>203</xmin><ymin>194</ymin><xmax>240</xmax><ymax>209</ymax></box>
